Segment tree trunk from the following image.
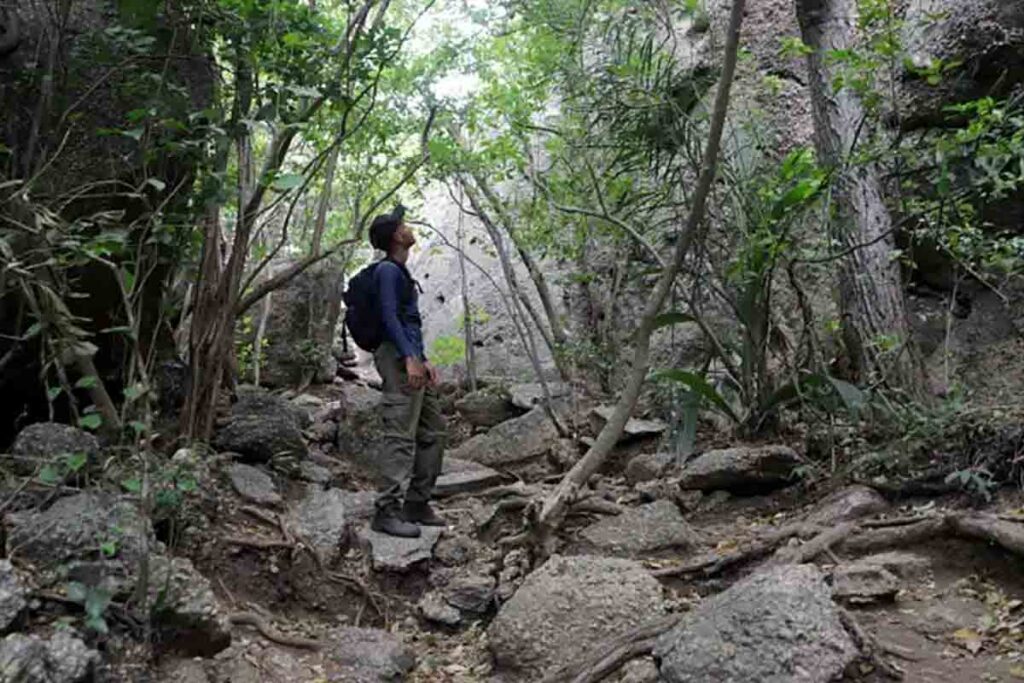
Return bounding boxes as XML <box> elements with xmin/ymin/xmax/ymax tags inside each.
<box><xmin>796</xmin><ymin>0</ymin><xmax>925</xmax><ymax>394</ymax></box>
<box><xmin>456</xmin><ymin>193</ymin><xmax>478</xmax><ymax>392</ymax></box>
<box><xmin>530</xmin><ymin>0</ymin><xmax>747</xmax><ymax>558</ymax></box>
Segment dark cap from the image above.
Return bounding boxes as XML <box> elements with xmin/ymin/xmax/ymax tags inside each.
<box><xmin>368</xmin><ymin>204</ymin><xmax>407</xmax><ymax>251</ymax></box>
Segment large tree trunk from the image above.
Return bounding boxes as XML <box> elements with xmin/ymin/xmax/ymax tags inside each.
<box><xmin>529</xmin><ymin>0</ymin><xmax>747</xmax><ymax>558</ymax></box>
<box><xmin>796</xmin><ymin>0</ymin><xmax>925</xmax><ymax>395</ymax></box>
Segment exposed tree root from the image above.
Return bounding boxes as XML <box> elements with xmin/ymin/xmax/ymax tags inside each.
<box><xmin>771</xmin><ymin>522</ymin><xmax>858</xmax><ymax>565</ymax></box>
<box><xmin>539</xmin><ymin>615</ymin><xmax>681</xmax><ymax>683</ymax></box>
<box><xmin>838</xmin><ymin>608</ymin><xmax>904</xmax><ymax>680</ymax></box>
<box><xmin>228</xmin><ymin>611</ymin><xmax>322</xmax><ymax>650</ymax></box>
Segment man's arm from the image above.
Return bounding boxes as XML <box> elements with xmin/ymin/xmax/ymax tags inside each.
<box><xmin>377</xmin><ymin>263</ymin><xmax>419</xmax><ymax>359</ymax></box>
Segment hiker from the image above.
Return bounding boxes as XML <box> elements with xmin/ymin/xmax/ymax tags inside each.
<box><xmin>344</xmin><ymin>206</ymin><xmax>447</xmax><ymax>538</ymax></box>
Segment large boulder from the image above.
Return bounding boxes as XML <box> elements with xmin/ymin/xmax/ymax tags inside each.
<box><xmin>6</xmin><ymin>492</ymin><xmax>151</xmax><ymax>570</ymax></box>
<box><xmin>356</xmin><ymin>526</ymin><xmax>444</xmax><ymax>572</ymax></box>
<box><xmin>289</xmin><ymin>487</ymin><xmax>374</xmax><ymax>560</ymax></box>
<box><xmin>259</xmin><ymin>260</ymin><xmax>342</xmax><ymax>388</ymax></box>
<box><xmin>149</xmin><ymin>557</ymin><xmax>231</xmax><ymax>656</ymax></box>
<box><xmin>580</xmin><ymin>501</ymin><xmax>697</xmax><ymax>557</ymax></box>
<box><xmin>807</xmin><ymin>485</ymin><xmax>888</xmax><ymax>526</ymax></box>
<box><xmin>488</xmin><ymin>555</ymin><xmax>664</xmax><ymax>677</ymax></box>
<box><xmin>677</xmin><ymin>445</ymin><xmax>803</xmax><ymax>493</ymax></box>
<box><xmin>228</xmin><ymin>463</ymin><xmax>281</xmax><ymax>506</ymax></box>
<box><xmin>625</xmin><ymin>452</ymin><xmax>679</xmax><ymax>484</ymax></box>
<box><xmin>8</xmin><ymin>422</ymin><xmax>100</xmax><ymax>476</ymax></box>
<box><xmin>508</xmin><ymin>382</ymin><xmax>571</xmax><ymax>410</ymax></box>
<box><xmin>655</xmin><ymin>564</ymin><xmax>857</xmax><ymax>682</ymax></box>
<box><xmin>0</xmin><ymin>632</ymin><xmax>98</xmax><ymax>683</ymax></box>
<box><xmin>0</xmin><ymin>560</ymin><xmax>26</xmax><ymax>631</ymax></box>
<box><xmin>448</xmin><ymin>405</ymin><xmax>561</xmax><ymax>467</ymax></box>
<box><xmin>454</xmin><ymin>389</ymin><xmax>520</xmax><ymax>428</ymax></box>
<box><xmin>214</xmin><ymin>388</ymin><xmax>307</xmax><ymax>463</ymax></box>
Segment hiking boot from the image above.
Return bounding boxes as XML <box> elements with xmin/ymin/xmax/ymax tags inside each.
<box><xmin>371</xmin><ymin>509</ymin><xmax>421</xmax><ymax>538</ymax></box>
<box><xmin>403</xmin><ymin>501</ymin><xmax>446</xmax><ymax>527</ymax></box>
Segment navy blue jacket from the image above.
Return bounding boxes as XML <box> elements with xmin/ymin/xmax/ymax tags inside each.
<box><xmin>375</xmin><ymin>260</ymin><xmax>425</xmax><ymax>360</ymax></box>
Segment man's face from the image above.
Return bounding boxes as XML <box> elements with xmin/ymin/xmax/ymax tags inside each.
<box><xmin>393</xmin><ymin>222</ymin><xmax>416</xmax><ymax>249</ymax></box>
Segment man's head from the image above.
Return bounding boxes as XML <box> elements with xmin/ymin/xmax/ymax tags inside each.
<box><xmin>369</xmin><ymin>205</ymin><xmax>415</xmax><ymax>254</ymax></box>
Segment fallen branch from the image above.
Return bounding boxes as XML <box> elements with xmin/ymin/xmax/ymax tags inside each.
<box><xmin>652</xmin><ymin>522</ymin><xmax>814</xmax><ymax>578</ymax></box>
<box><xmin>228</xmin><ymin>611</ymin><xmax>322</xmax><ymax>650</ymax></box>
<box><xmin>540</xmin><ymin>615</ymin><xmax>681</xmax><ymax>683</ymax></box>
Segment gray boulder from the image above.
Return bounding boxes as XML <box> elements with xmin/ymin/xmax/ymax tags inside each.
<box><xmin>677</xmin><ymin>445</ymin><xmax>802</xmax><ymax>493</ymax></box>
<box><xmin>7</xmin><ymin>492</ymin><xmax>151</xmax><ymax>569</ymax></box>
<box><xmin>589</xmin><ymin>406</ymin><xmax>668</xmax><ymax>442</ymax></box>
<box><xmin>508</xmin><ymin>382</ymin><xmax>570</xmax><ymax>410</ymax></box>
<box><xmin>807</xmin><ymin>485</ymin><xmax>888</xmax><ymax>526</ymax></box>
<box><xmin>323</xmin><ymin>626</ymin><xmax>416</xmax><ymax>681</ymax></box>
<box><xmin>443</xmin><ymin>573</ymin><xmax>496</xmax><ymax>614</ymax></box>
<box><xmin>432</xmin><ymin>458</ymin><xmax>503</xmax><ymax>497</ymax></box>
<box><xmin>297</xmin><ymin>461</ymin><xmax>332</xmax><ymax>485</ymax></box>
<box><xmin>580</xmin><ymin>501</ymin><xmax>697</xmax><ymax>557</ymax></box>
<box><xmin>149</xmin><ymin>556</ymin><xmax>231</xmax><ymax>656</ymax></box>
<box><xmin>488</xmin><ymin>555</ymin><xmax>664</xmax><ymax>677</ymax></box>
<box><xmin>655</xmin><ymin>564</ymin><xmax>857</xmax><ymax>682</ymax></box>
<box><xmin>0</xmin><ymin>631</ymin><xmax>98</xmax><ymax>683</ymax></box>
<box><xmin>215</xmin><ymin>389</ymin><xmax>308</xmax><ymax>463</ymax></box>
<box><xmin>856</xmin><ymin>551</ymin><xmax>931</xmax><ymax>579</ymax></box>
<box><xmin>356</xmin><ymin>526</ymin><xmax>444</xmax><ymax>572</ymax></box>
<box><xmin>625</xmin><ymin>452</ymin><xmax>678</xmax><ymax>484</ymax></box>
<box><xmin>9</xmin><ymin>422</ymin><xmax>100</xmax><ymax>476</ymax></box>
<box><xmin>448</xmin><ymin>405</ymin><xmax>561</xmax><ymax>467</ymax></box>
<box><xmin>454</xmin><ymin>389</ymin><xmax>519</xmax><ymax>428</ymax></box>
<box><xmin>418</xmin><ymin>591</ymin><xmax>461</xmax><ymax>626</ymax></box>
<box><xmin>228</xmin><ymin>463</ymin><xmax>281</xmax><ymax>506</ymax></box>
<box><xmin>290</xmin><ymin>487</ymin><xmax>374</xmax><ymax>560</ymax></box>
<box><xmin>831</xmin><ymin>562</ymin><xmax>899</xmax><ymax>604</ymax></box>
<box><xmin>0</xmin><ymin>560</ymin><xmax>26</xmax><ymax>631</ymax></box>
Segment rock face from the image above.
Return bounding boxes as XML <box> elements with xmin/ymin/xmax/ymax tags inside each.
<box><xmin>228</xmin><ymin>463</ymin><xmax>282</xmax><ymax>506</ymax></box>
<box><xmin>0</xmin><ymin>561</ymin><xmax>26</xmax><ymax>631</ymax></box>
<box><xmin>432</xmin><ymin>458</ymin><xmax>503</xmax><ymax>497</ymax></box>
<box><xmin>260</xmin><ymin>260</ymin><xmax>342</xmax><ymax>388</ymax></box>
<box><xmin>677</xmin><ymin>445</ymin><xmax>803</xmax><ymax>493</ymax></box>
<box><xmin>655</xmin><ymin>564</ymin><xmax>857</xmax><ymax>683</ymax></box>
<box><xmin>448</xmin><ymin>406</ymin><xmax>560</xmax><ymax>467</ymax></box>
<box><xmin>214</xmin><ymin>388</ymin><xmax>307</xmax><ymax>463</ymax></box>
<box><xmin>9</xmin><ymin>422</ymin><xmax>101</xmax><ymax>475</ymax></box>
<box><xmin>625</xmin><ymin>452</ymin><xmax>679</xmax><ymax>484</ymax></box>
<box><xmin>580</xmin><ymin>501</ymin><xmax>697</xmax><ymax>557</ymax></box>
<box><xmin>488</xmin><ymin>555</ymin><xmax>664</xmax><ymax>677</ymax></box>
<box><xmin>0</xmin><ymin>632</ymin><xmax>98</xmax><ymax>683</ymax></box>
<box><xmin>807</xmin><ymin>485</ymin><xmax>888</xmax><ymax>526</ymax></box>
<box><xmin>454</xmin><ymin>389</ymin><xmax>519</xmax><ymax>428</ymax></box>
<box><xmin>149</xmin><ymin>557</ymin><xmax>231</xmax><ymax>656</ymax></box>
<box><xmin>7</xmin><ymin>492</ymin><xmax>151</xmax><ymax>569</ymax></box>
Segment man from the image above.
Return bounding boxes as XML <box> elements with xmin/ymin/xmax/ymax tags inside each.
<box><xmin>367</xmin><ymin>209</ymin><xmax>447</xmax><ymax>538</ymax></box>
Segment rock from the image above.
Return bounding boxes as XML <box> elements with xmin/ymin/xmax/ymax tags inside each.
<box><xmin>149</xmin><ymin>556</ymin><xmax>231</xmax><ymax>656</ymax></box>
<box><xmin>454</xmin><ymin>389</ymin><xmax>519</xmax><ymax>428</ymax></box>
<box><xmin>625</xmin><ymin>452</ymin><xmax>678</xmax><ymax>484</ymax></box>
<box><xmin>323</xmin><ymin>626</ymin><xmax>416</xmax><ymax>681</ymax></box>
<box><xmin>580</xmin><ymin>501</ymin><xmax>697</xmax><ymax>557</ymax></box>
<box><xmin>448</xmin><ymin>405</ymin><xmax>561</xmax><ymax>467</ymax></box>
<box><xmin>0</xmin><ymin>560</ymin><xmax>26</xmax><ymax>631</ymax></box>
<box><xmin>677</xmin><ymin>445</ymin><xmax>803</xmax><ymax>493</ymax></box>
<box><xmin>443</xmin><ymin>573</ymin><xmax>496</xmax><ymax>614</ymax></box>
<box><xmin>831</xmin><ymin>562</ymin><xmax>900</xmax><ymax>604</ymax></box>
<box><xmin>357</xmin><ymin>525</ymin><xmax>444</xmax><ymax>572</ymax></box>
<box><xmin>297</xmin><ymin>461</ymin><xmax>332</xmax><ymax>485</ymax></box>
<box><xmin>215</xmin><ymin>390</ymin><xmax>308</xmax><ymax>464</ymax></box>
<box><xmin>418</xmin><ymin>591</ymin><xmax>461</xmax><ymax>626</ymax></box>
<box><xmin>291</xmin><ymin>393</ymin><xmax>325</xmax><ymax>410</ymax></box>
<box><xmin>7</xmin><ymin>492</ymin><xmax>151</xmax><ymax>569</ymax></box>
<box><xmin>9</xmin><ymin>422</ymin><xmax>100</xmax><ymax>476</ymax></box>
<box><xmin>156</xmin><ymin>658</ymin><xmax>212</xmax><ymax>683</ymax></box>
<box><xmin>655</xmin><ymin>564</ymin><xmax>857</xmax><ymax>683</ymax></box>
<box><xmin>614</xmin><ymin>657</ymin><xmax>660</xmax><ymax>683</ymax></box>
<box><xmin>807</xmin><ymin>485</ymin><xmax>888</xmax><ymax>526</ymax></box>
<box><xmin>432</xmin><ymin>458</ymin><xmax>503</xmax><ymax>497</ymax></box>
<box><xmin>290</xmin><ymin>487</ymin><xmax>373</xmax><ymax>560</ymax></box>
<box><xmin>508</xmin><ymin>382</ymin><xmax>570</xmax><ymax>410</ymax></box>
<box><xmin>589</xmin><ymin>406</ymin><xmax>667</xmax><ymax>442</ymax></box>
<box><xmin>0</xmin><ymin>631</ymin><xmax>98</xmax><ymax>683</ymax></box>
<box><xmin>488</xmin><ymin>555</ymin><xmax>664</xmax><ymax>677</ymax></box>
<box><xmin>857</xmin><ymin>551</ymin><xmax>931</xmax><ymax>579</ymax></box>
<box><xmin>228</xmin><ymin>463</ymin><xmax>281</xmax><ymax>506</ymax></box>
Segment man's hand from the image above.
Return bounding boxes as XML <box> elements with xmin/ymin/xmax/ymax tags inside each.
<box><xmin>424</xmin><ymin>362</ymin><xmax>440</xmax><ymax>388</ymax></box>
<box><xmin>405</xmin><ymin>357</ymin><xmax>428</xmax><ymax>390</ymax></box>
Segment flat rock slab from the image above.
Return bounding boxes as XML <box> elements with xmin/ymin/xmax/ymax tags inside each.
<box><xmin>448</xmin><ymin>405</ymin><xmax>561</xmax><ymax>467</ymax></box>
<box><xmin>488</xmin><ymin>554</ymin><xmax>664</xmax><ymax>677</ymax></box>
<box><xmin>677</xmin><ymin>445</ymin><xmax>802</xmax><ymax>493</ymax></box>
<box><xmin>580</xmin><ymin>501</ymin><xmax>697</xmax><ymax>557</ymax></box>
<box><xmin>831</xmin><ymin>562</ymin><xmax>899</xmax><ymax>604</ymax></box>
<box><xmin>228</xmin><ymin>463</ymin><xmax>281</xmax><ymax>505</ymax></box>
<box><xmin>289</xmin><ymin>488</ymin><xmax>375</xmax><ymax>559</ymax></box>
<box><xmin>857</xmin><ymin>551</ymin><xmax>931</xmax><ymax>579</ymax></box>
<box><xmin>807</xmin><ymin>485</ymin><xmax>888</xmax><ymax>526</ymax></box>
<box><xmin>655</xmin><ymin>564</ymin><xmax>857</xmax><ymax>682</ymax></box>
<box><xmin>357</xmin><ymin>525</ymin><xmax>444</xmax><ymax>572</ymax></box>
<box><xmin>625</xmin><ymin>452</ymin><xmax>679</xmax><ymax>484</ymax></box>
<box><xmin>454</xmin><ymin>390</ymin><xmax>519</xmax><ymax>428</ymax></box>
<box><xmin>509</xmin><ymin>382</ymin><xmax>570</xmax><ymax>410</ymax></box>
<box><xmin>589</xmin><ymin>406</ymin><xmax>667</xmax><ymax>442</ymax></box>
<box><xmin>433</xmin><ymin>458</ymin><xmax>503</xmax><ymax>497</ymax></box>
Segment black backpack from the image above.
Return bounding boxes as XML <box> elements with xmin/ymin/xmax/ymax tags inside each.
<box><xmin>342</xmin><ymin>259</ymin><xmax>413</xmax><ymax>352</ymax></box>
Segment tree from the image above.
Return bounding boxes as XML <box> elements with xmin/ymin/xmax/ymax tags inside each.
<box><xmin>796</xmin><ymin>0</ymin><xmax>926</xmax><ymax>396</ymax></box>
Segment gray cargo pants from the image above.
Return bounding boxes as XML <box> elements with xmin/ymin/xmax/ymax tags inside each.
<box><xmin>373</xmin><ymin>342</ymin><xmax>446</xmax><ymax>512</ymax></box>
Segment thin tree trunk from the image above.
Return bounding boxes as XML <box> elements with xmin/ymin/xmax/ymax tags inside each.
<box><xmin>796</xmin><ymin>0</ymin><xmax>925</xmax><ymax>395</ymax></box>
<box><xmin>457</xmin><ymin>192</ymin><xmax>478</xmax><ymax>392</ymax></box>
<box><xmin>530</xmin><ymin>0</ymin><xmax>747</xmax><ymax>557</ymax></box>
<box><xmin>311</xmin><ymin>147</ymin><xmax>340</xmax><ymax>257</ymax></box>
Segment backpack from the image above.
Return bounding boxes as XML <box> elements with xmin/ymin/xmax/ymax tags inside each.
<box><xmin>342</xmin><ymin>259</ymin><xmax>413</xmax><ymax>352</ymax></box>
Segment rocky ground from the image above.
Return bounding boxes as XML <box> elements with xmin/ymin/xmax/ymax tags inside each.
<box><xmin>2</xmin><ymin>372</ymin><xmax>1024</xmax><ymax>683</ymax></box>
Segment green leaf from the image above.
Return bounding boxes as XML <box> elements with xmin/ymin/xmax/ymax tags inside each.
<box><xmin>652</xmin><ymin>312</ymin><xmax>696</xmax><ymax>330</ymax></box>
<box><xmin>64</xmin><ymin>452</ymin><xmax>88</xmax><ymax>472</ymax></box>
<box><xmin>99</xmin><ymin>541</ymin><xmax>117</xmax><ymax>558</ymax></box>
<box><xmin>74</xmin><ymin>376</ymin><xmax>98</xmax><ymax>390</ymax></box>
<box><xmin>85</xmin><ymin>614</ymin><xmax>109</xmax><ymax>635</ymax></box>
<box><xmin>24</xmin><ymin>322</ymin><xmax>44</xmax><ymax>339</ymax></box>
<box><xmin>128</xmin><ymin>421</ymin><xmax>147</xmax><ymax>435</ymax></box>
<box><xmin>46</xmin><ymin>386</ymin><xmax>62</xmax><ymax>401</ymax></box>
<box><xmin>649</xmin><ymin>369</ymin><xmax>741</xmax><ymax>424</ymax></box>
<box><xmin>38</xmin><ymin>465</ymin><xmax>61</xmax><ymax>486</ymax></box>
<box><xmin>271</xmin><ymin>173</ymin><xmax>304</xmax><ymax>191</ymax></box>
<box><xmin>78</xmin><ymin>414</ymin><xmax>103</xmax><ymax>431</ymax></box>
<box><xmin>121</xmin><ymin>127</ymin><xmax>145</xmax><ymax>141</ymax></box>
<box><xmin>825</xmin><ymin>376</ymin><xmax>867</xmax><ymax>414</ymax></box>
<box><xmin>176</xmin><ymin>477</ymin><xmax>197</xmax><ymax>493</ymax></box>
<box><xmin>66</xmin><ymin>581</ymin><xmax>88</xmax><ymax>603</ymax></box>
<box><xmin>121</xmin><ymin>477</ymin><xmax>142</xmax><ymax>493</ymax></box>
